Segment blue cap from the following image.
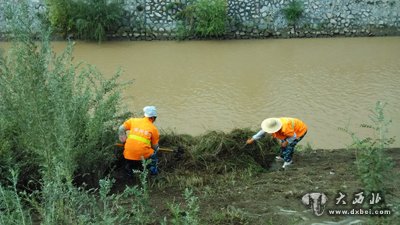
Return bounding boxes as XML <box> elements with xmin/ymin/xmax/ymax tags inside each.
<box><xmin>143</xmin><ymin>106</ymin><xmax>157</xmax><ymax>117</ymax></box>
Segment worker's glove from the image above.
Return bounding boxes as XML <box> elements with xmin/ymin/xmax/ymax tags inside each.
<box><xmin>119</xmin><ymin>134</ymin><xmax>127</xmax><ymax>143</ymax></box>
<box><xmin>246</xmin><ymin>138</ymin><xmax>254</xmax><ymax>145</ymax></box>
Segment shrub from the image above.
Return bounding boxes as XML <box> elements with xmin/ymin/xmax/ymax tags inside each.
<box><xmin>341</xmin><ymin>101</ymin><xmax>395</xmax><ymax>194</ymax></box>
<box><xmin>282</xmin><ymin>0</ymin><xmax>304</xmax><ymax>27</ymax></box>
<box><xmin>166</xmin><ymin>188</ymin><xmax>200</xmax><ymax>225</ymax></box>
<box><xmin>45</xmin><ymin>0</ymin><xmax>76</xmax><ymax>37</ymax></box>
<box><xmin>192</xmin><ymin>0</ymin><xmax>227</xmax><ymax>37</ymax></box>
<box><xmin>0</xmin><ymin>0</ymin><xmax>125</xmax><ymax>188</ymax></box>
<box><xmin>175</xmin><ymin>0</ymin><xmax>228</xmax><ymax>39</ymax></box>
<box><xmin>74</xmin><ymin>0</ymin><xmax>124</xmax><ymax>42</ymax></box>
<box><xmin>0</xmin><ymin>171</ymin><xmax>32</xmax><ymax>225</ymax></box>
<box><xmin>45</xmin><ymin>0</ymin><xmax>124</xmax><ymax>42</ymax></box>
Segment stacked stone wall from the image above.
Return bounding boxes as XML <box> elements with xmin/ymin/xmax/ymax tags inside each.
<box><xmin>1</xmin><ymin>0</ymin><xmax>399</xmax><ymax>40</ymax></box>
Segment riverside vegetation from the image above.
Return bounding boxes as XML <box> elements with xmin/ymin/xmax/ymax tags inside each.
<box><xmin>15</xmin><ymin>0</ymin><xmax>399</xmax><ymax>43</ymax></box>
<box><xmin>1</xmin><ymin>1</ymin><xmax>399</xmax><ymax>225</ymax></box>
<box><xmin>44</xmin><ymin>0</ymin><xmax>229</xmax><ymax>42</ymax></box>
<box><xmin>45</xmin><ymin>0</ymin><xmax>124</xmax><ymax>42</ymax></box>
<box><xmin>37</xmin><ymin>0</ymin><xmax>304</xmax><ymax>42</ymax></box>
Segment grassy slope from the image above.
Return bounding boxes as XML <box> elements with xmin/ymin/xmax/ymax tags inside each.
<box><xmin>112</xmin><ymin>148</ymin><xmax>400</xmax><ymax>224</ymax></box>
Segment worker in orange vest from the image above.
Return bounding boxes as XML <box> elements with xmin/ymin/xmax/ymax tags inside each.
<box><xmin>246</xmin><ymin>117</ymin><xmax>308</xmax><ymax>169</ymax></box>
<box><xmin>118</xmin><ymin>106</ymin><xmax>160</xmax><ymax>176</ymax></box>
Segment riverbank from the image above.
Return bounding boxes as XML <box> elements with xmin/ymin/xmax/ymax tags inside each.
<box><xmin>111</xmin><ymin>148</ymin><xmax>400</xmax><ymax>224</ymax></box>
<box><xmin>1</xmin><ymin>0</ymin><xmax>399</xmax><ymax>42</ymax></box>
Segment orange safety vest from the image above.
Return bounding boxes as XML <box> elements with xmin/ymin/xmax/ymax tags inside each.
<box><xmin>122</xmin><ymin>117</ymin><xmax>159</xmax><ymax>160</ymax></box>
<box><xmin>272</xmin><ymin>117</ymin><xmax>307</xmax><ymax>141</ymax></box>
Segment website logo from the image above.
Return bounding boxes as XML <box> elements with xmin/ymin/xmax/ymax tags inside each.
<box><xmin>302</xmin><ymin>191</ymin><xmax>392</xmax><ymax>217</ymax></box>
<box><xmin>301</xmin><ymin>193</ymin><xmax>328</xmax><ymax>216</ymax></box>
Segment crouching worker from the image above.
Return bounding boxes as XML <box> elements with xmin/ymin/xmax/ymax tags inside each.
<box><xmin>246</xmin><ymin>117</ymin><xmax>308</xmax><ymax>169</ymax></box>
<box><xmin>118</xmin><ymin>106</ymin><xmax>160</xmax><ymax>176</ymax></box>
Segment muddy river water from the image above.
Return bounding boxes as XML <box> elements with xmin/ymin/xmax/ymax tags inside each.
<box><xmin>2</xmin><ymin>37</ymin><xmax>399</xmax><ymax>149</ymax></box>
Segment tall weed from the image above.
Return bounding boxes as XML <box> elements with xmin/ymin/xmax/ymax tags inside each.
<box><xmin>0</xmin><ymin>0</ymin><xmax>125</xmax><ymax>189</ymax></box>
<box><xmin>175</xmin><ymin>0</ymin><xmax>227</xmax><ymax>39</ymax></box>
<box><xmin>166</xmin><ymin>188</ymin><xmax>200</xmax><ymax>225</ymax></box>
<box><xmin>1</xmin><ymin>163</ymin><xmax>155</xmax><ymax>224</ymax></box>
<box><xmin>74</xmin><ymin>0</ymin><xmax>124</xmax><ymax>42</ymax></box>
<box><xmin>282</xmin><ymin>0</ymin><xmax>304</xmax><ymax>28</ymax></box>
<box><xmin>45</xmin><ymin>0</ymin><xmax>124</xmax><ymax>42</ymax></box>
<box><xmin>0</xmin><ymin>171</ymin><xmax>32</xmax><ymax>225</ymax></box>
<box><xmin>341</xmin><ymin>101</ymin><xmax>394</xmax><ymax>194</ymax></box>
<box><xmin>45</xmin><ymin>0</ymin><xmax>76</xmax><ymax>37</ymax></box>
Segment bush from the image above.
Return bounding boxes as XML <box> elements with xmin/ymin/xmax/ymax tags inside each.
<box><xmin>45</xmin><ymin>0</ymin><xmax>76</xmax><ymax>37</ymax></box>
<box><xmin>166</xmin><ymin>188</ymin><xmax>200</xmax><ymax>225</ymax></box>
<box><xmin>45</xmin><ymin>0</ymin><xmax>124</xmax><ymax>42</ymax></box>
<box><xmin>0</xmin><ymin>2</ymin><xmax>168</xmax><ymax>224</ymax></box>
<box><xmin>282</xmin><ymin>0</ymin><xmax>304</xmax><ymax>27</ymax></box>
<box><xmin>175</xmin><ymin>0</ymin><xmax>228</xmax><ymax>39</ymax></box>
<box><xmin>0</xmin><ymin>171</ymin><xmax>33</xmax><ymax>225</ymax></box>
<box><xmin>341</xmin><ymin>101</ymin><xmax>395</xmax><ymax>194</ymax></box>
<box><xmin>0</xmin><ymin>0</ymin><xmax>125</xmax><ymax>188</ymax></box>
<box><xmin>74</xmin><ymin>0</ymin><xmax>124</xmax><ymax>42</ymax></box>
<box><xmin>1</xmin><ymin>166</ymin><xmax>154</xmax><ymax>224</ymax></box>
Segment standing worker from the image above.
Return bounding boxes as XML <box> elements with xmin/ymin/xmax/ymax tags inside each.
<box><xmin>118</xmin><ymin>106</ymin><xmax>160</xmax><ymax>176</ymax></box>
<box><xmin>246</xmin><ymin>117</ymin><xmax>308</xmax><ymax>168</ymax></box>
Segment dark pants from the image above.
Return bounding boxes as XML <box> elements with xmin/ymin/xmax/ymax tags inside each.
<box><xmin>124</xmin><ymin>159</ymin><xmax>144</xmax><ymax>177</ymax></box>
<box><xmin>124</xmin><ymin>151</ymin><xmax>159</xmax><ymax>177</ymax></box>
<box><xmin>281</xmin><ymin>131</ymin><xmax>307</xmax><ymax>162</ymax></box>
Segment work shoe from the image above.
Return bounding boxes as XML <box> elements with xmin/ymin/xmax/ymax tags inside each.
<box><xmin>275</xmin><ymin>156</ymin><xmax>284</xmax><ymax>161</ymax></box>
<box><xmin>282</xmin><ymin>161</ymin><xmax>293</xmax><ymax>168</ymax></box>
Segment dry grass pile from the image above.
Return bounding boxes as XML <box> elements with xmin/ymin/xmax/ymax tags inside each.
<box><xmin>158</xmin><ymin>128</ymin><xmax>278</xmax><ymax>173</ymax></box>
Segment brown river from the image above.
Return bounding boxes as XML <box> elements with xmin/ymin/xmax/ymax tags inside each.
<box><xmin>2</xmin><ymin>37</ymin><xmax>399</xmax><ymax>149</ymax></box>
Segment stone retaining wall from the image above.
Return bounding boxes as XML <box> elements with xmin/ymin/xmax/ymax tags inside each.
<box><xmin>1</xmin><ymin>0</ymin><xmax>399</xmax><ymax>40</ymax></box>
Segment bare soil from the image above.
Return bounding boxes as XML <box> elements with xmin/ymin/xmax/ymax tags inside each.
<box><xmin>112</xmin><ymin>148</ymin><xmax>400</xmax><ymax>225</ymax></box>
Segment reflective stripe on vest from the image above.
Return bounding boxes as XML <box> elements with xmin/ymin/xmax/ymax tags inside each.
<box><xmin>128</xmin><ymin>134</ymin><xmax>151</xmax><ymax>145</ymax></box>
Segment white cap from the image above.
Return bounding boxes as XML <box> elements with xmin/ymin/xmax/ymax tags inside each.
<box><xmin>143</xmin><ymin>106</ymin><xmax>157</xmax><ymax>117</ymax></box>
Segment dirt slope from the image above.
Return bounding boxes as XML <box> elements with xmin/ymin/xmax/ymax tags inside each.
<box><xmin>113</xmin><ymin>148</ymin><xmax>400</xmax><ymax>224</ymax></box>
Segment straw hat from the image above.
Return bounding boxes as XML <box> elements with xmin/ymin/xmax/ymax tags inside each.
<box><xmin>261</xmin><ymin>118</ymin><xmax>282</xmax><ymax>133</ymax></box>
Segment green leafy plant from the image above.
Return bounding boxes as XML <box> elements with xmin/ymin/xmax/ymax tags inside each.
<box><xmin>74</xmin><ymin>0</ymin><xmax>124</xmax><ymax>42</ymax></box>
<box><xmin>167</xmin><ymin>188</ymin><xmax>200</xmax><ymax>225</ymax></box>
<box><xmin>175</xmin><ymin>0</ymin><xmax>228</xmax><ymax>39</ymax></box>
<box><xmin>45</xmin><ymin>0</ymin><xmax>124</xmax><ymax>42</ymax></box>
<box><xmin>0</xmin><ymin>170</ymin><xmax>32</xmax><ymax>225</ymax></box>
<box><xmin>0</xmin><ymin>0</ymin><xmax>126</xmax><ymax>189</ymax></box>
<box><xmin>341</xmin><ymin>101</ymin><xmax>395</xmax><ymax>193</ymax></box>
<box><xmin>1</xmin><ymin>159</ymin><xmax>154</xmax><ymax>224</ymax></box>
<box><xmin>282</xmin><ymin>0</ymin><xmax>304</xmax><ymax>27</ymax></box>
<box><xmin>45</xmin><ymin>0</ymin><xmax>76</xmax><ymax>37</ymax></box>
<box><xmin>192</xmin><ymin>0</ymin><xmax>227</xmax><ymax>37</ymax></box>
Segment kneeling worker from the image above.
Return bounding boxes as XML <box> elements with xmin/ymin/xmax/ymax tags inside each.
<box><xmin>246</xmin><ymin>117</ymin><xmax>308</xmax><ymax>169</ymax></box>
<box><xmin>118</xmin><ymin>106</ymin><xmax>160</xmax><ymax>176</ymax></box>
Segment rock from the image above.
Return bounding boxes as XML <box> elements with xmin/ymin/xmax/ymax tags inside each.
<box><xmin>154</xmin><ymin>12</ymin><xmax>162</xmax><ymax>18</ymax></box>
<box><xmin>260</xmin><ymin>6</ymin><xmax>268</xmax><ymax>13</ymax></box>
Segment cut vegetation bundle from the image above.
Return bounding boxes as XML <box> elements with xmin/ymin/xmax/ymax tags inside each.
<box><xmin>157</xmin><ymin>128</ymin><xmax>278</xmax><ymax>173</ymax></box>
